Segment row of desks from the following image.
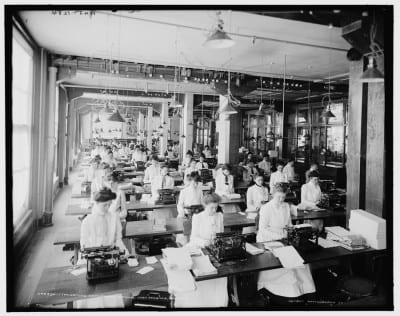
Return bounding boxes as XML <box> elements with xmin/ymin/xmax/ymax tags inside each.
<box><xmin>31</xmin><ymin>244</ymin><xmax>383</xmax><ymax>306</ymax></box>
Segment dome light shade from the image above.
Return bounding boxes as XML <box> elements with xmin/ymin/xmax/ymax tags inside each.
<box><xmin>254</xmin><ymin>103</ymin><xmax>267</xmax><ymax>116</ymax></box>
<box><xmin>320</xmin><ymin>108</ymin><xmax>336</xmax><ymax>118</ymax></box>
<box><xmin>360</xmin><ymin>56</ymin><xmax>384</xmax><ymax>83</ymax></box>
<box><xmin>218</xmin><ymin>96</ymin><xmax>237</xmax><ymax>115</ymax></box>
<box><xmin>203</xmin><ymin>29</ymin><xmax>235</xmax><ymax>49</ymax></box>
<box><xmin>108</xmin><ymin>109</ymin><xmax>125</xmax><ymax>122</ymax></box>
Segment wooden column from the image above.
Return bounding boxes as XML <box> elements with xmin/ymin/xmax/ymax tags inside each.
<box><xmin>182</xmin><ymin>93</ymin><xmax>194</xmax><ymax>155</ymax></box>
<box><xmin>43</xmin><ymin>66</ymin><xmax>57</xmax><ymax>223</ymax></box>
<box><xmin>365</xmin><ymin>55</ymin><xmax>385</xmax><ymax>217</ymax></box>
<box><xmin>56</xmin><ymin>85</ymin><xmax>67</xmax><ymax>187</ymax></box>
<box><xmin>64</xmin><ymin>100</ymin><xmax>71</xmax><ymax>184</ymax></box>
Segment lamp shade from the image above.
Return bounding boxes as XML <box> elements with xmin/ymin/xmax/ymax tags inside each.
<box><xmin>360</xmin><ymin>56</ymin><xmax>384</xmax><ymax>83</ymax></box>
<box><xmin>218</xmin><ymin>97</ymin><xmax>238</xmax><ymax>115</ymax></box>
<box><xmin>203</xmin><ymin>29</ymin><xmax>235</xmax><ymax>49</ymax></box>
<box><xmin>108</xmin><ymin>109</ymin><xmax>125</xmax><ymax>122</ymax></box>
<box><xmin>94</xmin><ymin>117</ymin><xmax>101</xmax><ymax>123</ymax></box>
<box><xmin>253</xmin><ymin>103</ymin><xmax>267</xmax><ymax>117</ymax></box>
<box><xmin>320</xmin><ymin>108</ymin><xmax>335</xmax><ymax>119</ymax></box>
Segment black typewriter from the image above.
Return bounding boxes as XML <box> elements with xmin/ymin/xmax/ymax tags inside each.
<box><xmin>135</xmin><ymin>161</ymin><xmax>146</xmax><ymax>171</ymax></box>
<box><xmin>81</xmin><ymin>181</ymin><xmax>91</xmax><ymax>195</ymax></box>
<box><xmin>206</xmin><ymin>232</ymin><xmax>247</xmax><ymax>262</ymax></box>
<box><xmin>200</xmin><ymin>169</ymin><xmax>214</xmax><ymax>184</ymax></box>
<box><xmin>285</xmin><ymin>224</ymin><xmax>319</xmax><ymax>252</ymax></box>
<box><xmin>154</xmin><ymin>189</ymin><xmax>176</xmax><ymax>205</ymax></box>
<box><xmin>81</xmin><ymin>246</ymin><xmax>125</xmax><ymax>283</ymax></box>
<box><xmin>316</xmin><ymin>193</ymin><xmax>330</xmax><ymax>209</ymax></box>
<box><xmin>319</xmin><ymin>179</ymin><xmax>335</xmax><ymax>193</ymax></box>
<box><xmin>132</xmin><ymin>290</ymin><xmax>174</xmax><ymax>309</ymax></box>
<box><xmin>183</xmin><ymin>204</ymin><xmax>204</xmax><ymax>216</ymax></box>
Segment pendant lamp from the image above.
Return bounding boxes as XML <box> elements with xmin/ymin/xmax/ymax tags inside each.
<box><xmin>108</xmin><ymin>109</ymin><xmax>125</xmax><ymax>122</ymax></box>
<box><xmin>204</xmin><ymin>11</ymin><xmax>235</xmax><ymax>49</ymax></box>
<box><xmin>360</xmin><ymin>55</ymin><xmax>384</xmax><ymax>83</ymax></box>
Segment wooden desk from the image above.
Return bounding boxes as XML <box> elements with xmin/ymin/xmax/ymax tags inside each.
<box><xmin>30</xmin><ymin>257</ymin><xmax>167</xmax><ymax>306</ymax></box>
<box><xmin>55</xmin><ymin>213</ymin><xmax>255</xmax><ymax>246</ymax></box>
<box><xmin>31</xmin><ymin>245</ymin><xmax>383</xmax><ymax>307</ymax></box>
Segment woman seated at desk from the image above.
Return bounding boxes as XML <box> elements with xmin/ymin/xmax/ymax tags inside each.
<box><xmin>283</xmin><ymin>159</ymin><xmax>296</xmax><ymax>182</ymax></box>
<box><xmin>164</xmin><ymin>144</ymin><xmax>176</xmax><ymax>159</ymax></box>
<box><xmin>202</xmin><ymin>145</ymin><xmax>212</xmax><ymax>158</ymax></box>
<box><xmin>269</xmin><ymin>160</ymin><xmax>288</xmax><ymax>195</ymax></box>
<box><xmin>184</xmin><ymin>159</ymin><xmax>199</xmax><ymax>178</ymax></box>
<box><xmin>242</xmin><ymin>160</ymin><xmax>259</xmax><ymax>185</ymax></box>
<box><xmin>90</xmin><ymin>163</ymin><xmax>110</xmax><ymax>200</ymax></box>
<box><xmin>77</xmin><ymin>188</ymin><xmax>130</xmax><ymax>309</ymax></box>
<box><xmin>215</xmin><ymin>164</ymin><xmax>240</xmax><ymax>214</ymax></box>
<box><xmin>245</xmin><ymin>174</ymin><xmax>269</xmax><ymax>225</ymax></box>
<box><xmin>181</xmin><ymin>150</ymin><xmax>194</xmax><ymax>170</ymax></box>
<box><xmin>256</xmin><ymin>183</ymin><xmax>316</xmax><ymax>302</ymax></box>
<box><xmin>177</xmin><ymin>172</ymin><xmax>204</xmax><ymax>218</ymax></box>
<box><xmin>84</xmin><ymin>157</ymin><xmax>101</xmax><ymax>183</ymax></box>
<box><xmin>258</xmin><ymin>154</ymin><xmax>271</xmax><ymax>179</ymax></box>
<box><xmin>103</xmin><ymin>150</ymin><xmax>117</xmax><ymax>168</ymax></box>
<box><xmin>150</xmin><ymin>164</ymin><xmax>176</xmax><ymax>219</ymax></box>
<box><xmin>143</xmin><ymin>155</ymin><xmax>161</xmax><ymax>184</ymax></box>
<box><xmin>300</xmin><ymin>170</ymin><xmax>323</xmax><ymax>232</ymax></box>
<box><xmin>196</xmin><ymin>153</ymin><xmax>208</xmax><ymax>170</ymax></box>
<box><xmin>175</xmin><ymin>193</ymin><xmax>228</xmax><ymax>308</ymax></box>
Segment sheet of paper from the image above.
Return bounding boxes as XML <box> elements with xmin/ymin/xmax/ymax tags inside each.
<box><xmin>245</xmin><ymin>243</ymin><xmax>264</xmax><ymax>255</ymax></box>
<box><xmin>145</xmin><ymin>256</ymin><xmax>158</xmax><ymax>264</ymax></box>
<box><xmin>160</xmin><ymin>259</ymin><xmax>196</xmax><ymax>293</ymax></box>
<box><xmin>136</xmin><ymin>266</ymin><xmax>154</xmax><ymax>275</ymax></box>
<box><xmin>272</xmin><ymin>245</ymin><xmax>304</xmax><ymax>268</ymax></box>
<box><xmin>128</xmin><ymin>258</ymin><xmax>139</xmax><ymax>267</ymax></box>
<box><xmin>263</xmin><ymin>241</ymin><xmax>285</xmax><ymax>251</ymax></box>
<box><xmin>70</xmin><ymin>267</ymin><xmax>86</xmax><ymax>276</ymax></box>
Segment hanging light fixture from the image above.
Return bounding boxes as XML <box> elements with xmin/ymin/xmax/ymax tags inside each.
<box><xmin>360</xmin><ymin>13</ymin><xmax>384</xmax><ymax>83</ymax></box>
<box><xmin>94</xmin><ymin>111</ymin><xmax>101</xmax><ymax>123</ymax></box>
<box><xmin>254</xmin><ymin>76</ymin><xmax>267</xmax><ymax>117</ymax></box>
<box><xmin>218</xmin><ymin>71</ymin><xmax>238</xmax><ymax>115</ymax></box>
<box><xmin>320</xmin><ymin>27</ymin><xmax>335</xmax><ymax>122</ymax></box>
<box><xmin>360</xmin><ymin>55</ymin><xmax>384</xmax><ymax>83</ymax></box>
<box><xmin>108</xmin><ymin>109</ymin><xmax>125</xmax><ymax>122</ymax></box>
<box><xmin>204</xmin><ymin>11</ymin><xmax>235</xmax><ymax>49</ymax></box>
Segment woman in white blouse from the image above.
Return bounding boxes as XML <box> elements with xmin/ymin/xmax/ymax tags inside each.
<box><xmin>256</xmin><ymin>183</ymin><xmax>316</xmax><ymax>300</ymax></box>
<box><xmin>300</xmin><ymin>170</ymin><xmax>323</xmax><ymax>231</ymax></box>
<box><xmin>77</xmin><ymin>188</ymin><xmax>129</xmax><ymax>308</ymax></box>
<box><xmin>184</xmin><ymin>159</ymin><xmax>199</xmax><ymax>178</ymax></box>
<box><xmin>283</xmin><ymin>159</ymin><xmax>296</xmax><ymax>181</ymax></box>
<box><xmin>174</xmin><ymin>193</ymin><xmax>228</xmax><ymax>308</ymax></box>
<box><xmin>215</xmin><ymin>164</ymin><xmax>240</xmax><ymax>213</ymax></box>
<box><xmin>195</xmin><ymin>153</ymin><xmax>208</xmax><ymax>170</ymax></box>
<box><xmin>269</xmin><ymin>161</ymin><xmax>288</xmax><ymax>195</ymax></box>
<box><xmin>150</xmin><ymin>164</ymin><xmax>176</xmax><ymax>219</ymax></box>
<box><xmin>84</xmin><ymin>158</ymin><xmax>101</xmax><ymax>183</ymax></box>
<box><xmin>177</xmin><ymin>173</ymin><xmax>204</xmax><ymax>218</ymax></box>
<box><xmin>242</xmin><ymin>160</ymin><xmax>259</xmax><ymax>184</ymax></box>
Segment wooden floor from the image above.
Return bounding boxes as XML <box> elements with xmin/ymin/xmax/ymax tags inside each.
<box><xmin>15</xmin><ymin>168</ymin><xmax>83</xmax><ymax>307</ymax></box>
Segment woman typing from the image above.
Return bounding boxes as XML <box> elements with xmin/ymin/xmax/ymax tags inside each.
<box><xmin>300</xmin><ymin>170</ymin><xmax>323</xmax><ymax>231</ymax></box>
<box><xmin>150</xmin><ymin>164</ymin><xmax>176</xmax><ymax>219</ymax></box>
<box><xmin>174</xmin><ymin>193</ymin><xmax>228</xmax><ymax>308</ymax></box>
<box><xmin>215</xmin><ymin>164</ymin><xmax>240</xmax><ymax>213</ymax></box>
<box><xmin>256</xmin><ymin>183</ymin><xmax>316</xmax><ymax>302</ymax></box>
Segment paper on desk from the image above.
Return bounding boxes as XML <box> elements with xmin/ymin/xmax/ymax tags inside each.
<box><xmin>128</xmin><ymin>258</ymin><xmax>139</xmax><ymax>267</ymax></box>
<box><xmin>263</xmin><ymin>241</ymin><xmax>285</xmax><ymax>251</ymax></box>
<box><xmin>136</xmin><ymin>266</ymin><xmax>154</xmax><ymax>275</ymax></box>
<box><xmin>272</xmin><ymin>246</ymin><xmax>304</xmax><ymax>268</ymax></box>
<box><xmin>245</xmin><ymin>243</ymin><xmax>264</xmax><ymax>255</ymax></box>
<box><xmin>145</xmin><ymin>256</ymin><xmax>158</xmax><ymax>264</ymax></box>
<box><xmin>311</xmin><ymin>237</ymin><xmax>339</xmax><ymax>248</ymax></box>
<box><xmin>160</xmin><ymin>259</ymin><xmax>196</xmax><ymax>293</ymax></box>
<box><xmin>70</xmin><ymin>267</ymin><xmax>86</xmax><ymax>276</ymax></box>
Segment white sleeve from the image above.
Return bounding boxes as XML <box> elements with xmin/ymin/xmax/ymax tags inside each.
<box><xmin>177</xmin><ymin>190</ymin><xmax>185</xmax><ymax>218</ymax></box>
<box><xmin>80</xmin><ymin>217</ymin><xmax>90</xmax><ymax>250</ymax></box>
<box><xmin>189</xmin><ymin>215</ymin><xmax>207</xmax><ymax>248</ymax></box>
<box><xmin>118</xmin><ymin>190</ymin><xmax>127</xmax><ymax>221</ymax></box>
<box><xmin>246</xmin><ymin>187</ymin><xmax>256</xmax><ymax>212</ymax></box>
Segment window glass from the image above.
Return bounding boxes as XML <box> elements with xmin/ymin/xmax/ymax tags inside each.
<box><xmin>326</xmin><ymin>126</ymin><xmax>344</xmax><ymax>164</ymax></box>
<box><xmin>12</xmin><ymin>33</ymin><xmax>33</xmax><ymax>224</ymax></box>
<box><xmin>311</xmin><ymin>127</ymin><xmax>326</xmax><ymax>165</ymax></box>
<box><xmin>326</xmin><ymin>102</ymin><xmax>344</xmax><ymax>124</ymax></box>
<box><xmin>297</xmin><ymin>109</ymin><xmax>308</xmax><ymax>124</ymax></box>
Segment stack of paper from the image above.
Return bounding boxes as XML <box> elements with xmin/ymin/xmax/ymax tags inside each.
<box><xmin>160</xmin><ymin>259</ymin><xmax>196</xmax><ymax>293</ymax></box>
<box><xmin>272</xmin><ymin>246</ymin><xmax>304</xmax><ymax>268</ymax></box>
<box><xmin>263</xmin><ymin>241</ymin><xmax>285</xmax><ymax>251</ymax></box>
<box><xmin>191</xmin><ymin>255</ymin><xmax>218</xmax><ymax>277</ymax></box>
<box><xmin>153</xmin><ymin>218</ymin><xmax>166</xmax><ymax>232</ymax></box>
<box><xmin>162</xmin><ymin>248</ymin><xmax>193</xmax><ymax>271</ymax></box>
<box><xmin>325</xmin><ymin>226</ymin><xmax>367</xmax><ymax>251</ymax></box>
<box><xmin>349</xmin><ymin>209</ymin><xmax>386</xmax><ymax>250</ymax></box>
<box><xmin>245</xmin><ymin>243</ymin><xmax>264</xmax><ymax>255</ymax></box>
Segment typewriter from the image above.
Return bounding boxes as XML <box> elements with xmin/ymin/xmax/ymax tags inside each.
<box><xmin>200</xmin><ymin>169</ymin><xmax>214</xmax><ymax>184</ymax></box>
<box><xmin>81</xmin><ymin>181</ymin><xmax>91</xmax><ymax>195</ymax></box>
<box><xmin>285</xmin><ymin>224</ymin><xmax>319</xmax><ymax>252</ymax></box>
<box><xmin>132</xmin><ymin>290</ymin><xmax>174</xmax><ymax>309</ymax></box>
<box><xmin>154</xmin><ymin>189</ymin><xmax>176</xmax><ymax>205</ymax></box>
<box><xmin>316</xmin><ymin>193</ymin><xmax>331</xmax><ymax>209</ymax></box>
<box><xmin>183</xmin><ymin>204</ymin><xmax>204</xmax><ymax>216</ymax></box>
<box><xmin>319</xmin><ymin>179</ymin><xmax>336</xmax><ymax>193</ymax></box>
<box><xmin>81</xmin><ymin>246</ymin><xmax>125</xmax><ymax>283</ymax></box>
<box><xmin>206</xmin><ymin>232</ymin><xmax>247</xmax><ymax>262</ymax></box>
<box><xmin>135</xmin><ymin>161</ymin><xmax>146</xmax><ymax>171</ymax></box>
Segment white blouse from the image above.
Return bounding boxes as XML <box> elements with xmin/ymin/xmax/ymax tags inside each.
<box><xmin>143</xmin><ymin>164</ymin><xmax>161</xmax><ymax>182</ymax></box>
<box><xmin>242</xmin><ymin>166</ymin><xmax>259</xmax><ymax>183</ymax></box>
<box><xmin>283</xmin><ymin>164</ymin><xmax>296</xmax><ymax>181</ymax></box>
<box><xmin>196</xmin><ymin>161</ymin><xmax>209</xmax><ymax>170</ymax></box>
<box><xmin>258</xmin><ymin>160</ymin><xmax>271</xmax><ymax>175</ymax></box>
<box><xmin>256</xmin><ymin>200</ymin><xmax>292</xmax><ymax>242</ymax></box>
<box><xmin>215</xmin><ymin>173</ymin><xmax>234</xmax><ymax>196</ymax></box>
<box><xmin>177</xmin><ymin>185</ymin><xmax>204</xmax><ymax>218</ymax></box>
<box><xmin>151</xmin><ymin>175</ymin><xmax>175</xmax><ymax>200</ymax></box>
<box><xmin>190</xmin><ymin>212</ymin><xmax>224</xmax><ymax>247</ymax></box>
<box><xmin>80</xmin><ymin>205</ymin><xmax>127</xmax><ymax>253</ymax></box>
<box><xmin>301</xmin><ymin>181</ymin><xmax>322</xmax><ymax>205</ymax></box>
<box><xmin>269</xmin><ymin>171</ymin><xmax>288</xmax><ymax>194</ymax></box>
<box><xmin>184</xmin><ymin>166</ymin><xmax>199</xmax><ymax>177</ymax></box>
<box><xmin>246</xmin><ymin>184</ymin><xmax>269</xmax><ymax>214</ymax></box>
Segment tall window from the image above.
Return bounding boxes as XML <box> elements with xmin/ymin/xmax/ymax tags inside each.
<box><xmin>12</xmin><ymin>31</ymin><xmax>33</xmax><ymax>224</ymax></box>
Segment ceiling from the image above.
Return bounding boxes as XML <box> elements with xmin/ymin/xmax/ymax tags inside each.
<box><xmin>19</xmin><ymin>9</ymin><xmax>351</xmax><ymax>81</ymax></box>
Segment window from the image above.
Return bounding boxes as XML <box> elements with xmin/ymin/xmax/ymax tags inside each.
<box><xmin>12</xmin><ymin>31</ymin><xmax>33</xmax><ymax>224</ymax></box>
